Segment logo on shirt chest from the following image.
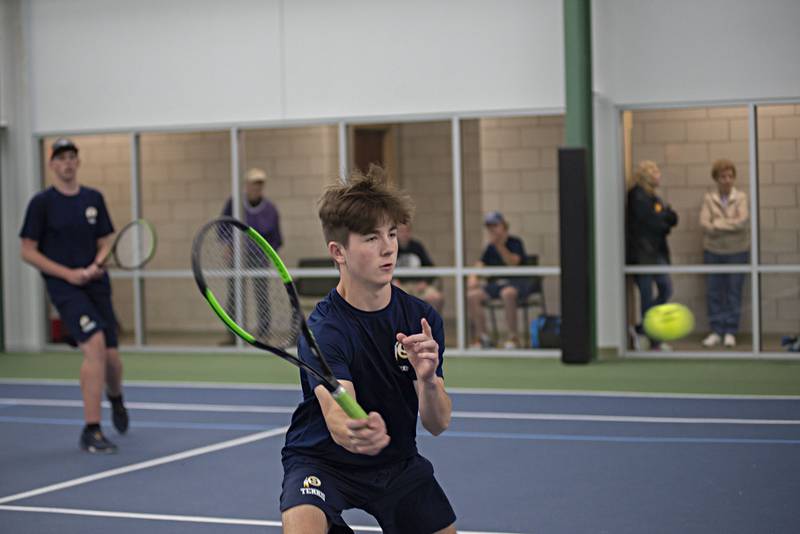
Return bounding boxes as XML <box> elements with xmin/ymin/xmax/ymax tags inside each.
<box><xmin>394</xmin><ymin>341</ymin><xmax>410</xmax><ymax>372</ymax></box>
<box><xmin>85</xmin><ymin>206</ymin><xmax>98</xmax><ymax>225</ymax></box>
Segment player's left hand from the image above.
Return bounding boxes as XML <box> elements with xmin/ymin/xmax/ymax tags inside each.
<box><xmin>396</xmin><ymin>318</ymin><xmax>439</xmax><ymax>383</ymax></box>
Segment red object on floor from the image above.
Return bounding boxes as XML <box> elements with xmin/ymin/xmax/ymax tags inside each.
<box><xmin>50</xmin><ymin>318</ymin><xmax>64</xmax><ymax>342</ymax></box>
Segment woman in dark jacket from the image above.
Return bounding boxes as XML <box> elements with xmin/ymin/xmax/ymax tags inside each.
<box><xmin>626</xmin><ymin>160</ymin><xmax>678</xmax><ymax>350</ymax></box>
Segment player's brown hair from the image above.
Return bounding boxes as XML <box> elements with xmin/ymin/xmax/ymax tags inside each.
<box><xmin>318</xmin><ymin>165</ymin><xmax>414</xmax><ymax>247</ymax></box>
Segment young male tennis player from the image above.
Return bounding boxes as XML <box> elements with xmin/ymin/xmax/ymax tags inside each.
<box><xmin>280</xmin><ymin>167</ymin><xmax>456</xmax><ymax>533</ymax></box>
<box><xmin>19</xmin><ymin>138</ymin><xmax>129</xmax><ymax>454</ymax></box>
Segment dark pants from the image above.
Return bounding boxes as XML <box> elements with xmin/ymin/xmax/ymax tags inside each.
<box><xmin>704</xmin><ymin>250</ymin><xmax>748</xmax><ymax>335</ymax></box>
<box><xmin>634</xmin><ymin>268</ymin><xmax>673</xmax><ymax>341</ymax></box>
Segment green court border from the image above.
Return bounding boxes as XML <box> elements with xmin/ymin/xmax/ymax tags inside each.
<box><xmin>2</xmin><ymin>351</ymin><xmax>800</xmax><ymax>396</ymax></box>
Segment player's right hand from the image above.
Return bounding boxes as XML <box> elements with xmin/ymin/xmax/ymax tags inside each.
<box><xmin>66</xmin><ymin>268</ymin><xmax>91</xmax><ymax>286</ymax></box>
<box><xmin>85</xmin><ymin>263</ymin><xmax>105</xmax><ymax>280</ymax></box>
<box><xmin>344</xmin><ymin>411</ymin><xmax>390</xmax><ymax>456</ymax></box>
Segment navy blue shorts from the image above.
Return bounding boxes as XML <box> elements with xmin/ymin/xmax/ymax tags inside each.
<box><xmin>48</xmin><ymin>282</ymin><xmax>119</xmax><ymax>348</ymax></box>
<box><xmin>485</xmin><ymin>278</ymin><xmax>533</xmax><ymax>300</ymax></box>
<box><xmin>280</xmin><ymin>453</ymin><xmax>456</xmax><ymax>534</ymax></box>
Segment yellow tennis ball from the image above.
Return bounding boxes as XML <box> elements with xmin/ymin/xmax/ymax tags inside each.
<box><xmin>643</xmin><ymin>303</ymin><xmax>695</xmax><ymax>341</ymax></box>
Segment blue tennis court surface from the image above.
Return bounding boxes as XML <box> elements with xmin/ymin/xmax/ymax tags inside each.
<box><xmin>1</xmin><ymin>381</ymin><xmax>799</xmax><ymax>533</ymax></box>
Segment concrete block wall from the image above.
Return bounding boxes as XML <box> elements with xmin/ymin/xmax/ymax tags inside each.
<box><xmin>477</xmin><ymin>115</ymin><xmax>564</xmax><ymax>314</ymax></box>
<box><xmin>241</xmin><ymin>125</ymin><xmax>340</xmax><ymax>267</ymax></box>
<box><xmin>477</xmin><ymin>116</ymin><xmax>562</xmax><ymax>268</ymax></box>
<box><xmin>395</xmin><ymin>121</ymin><xmax>454</xmax><ymax>267</ymax></box>
<box><xmin>758</xmin><ymin>104</ymin><xmax>800</xmax><ymax>334</ymax></box>
<box><xmin>758</xmin><ymin>105</ymin><xmax>800</xmax><ymax>265</ymax></box>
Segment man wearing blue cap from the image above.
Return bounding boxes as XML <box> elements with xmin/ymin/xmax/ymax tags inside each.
<box><xmin>20</xmin><ymin>138</ymin><xmax>128</xmax><ymax>453</ymax></box>
<box><xmin>466</xmin><ymin>211</ymin><xmax>531</xmax><ymax>349</ymax></box>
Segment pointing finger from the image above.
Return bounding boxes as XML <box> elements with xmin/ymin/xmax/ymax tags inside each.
<box><xmin>421</xmin><ymin>318</ymin><xmax>432</xmax><ymax>338</ymax></box>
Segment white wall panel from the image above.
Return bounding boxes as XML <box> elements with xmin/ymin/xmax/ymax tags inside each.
<box><xmin>283</xmin><ymin>0</ymin><xmax>564</xmax><ymax>119</ymax></box>
<box><xmin>593</xmin><ymin>0</ymin><xmax>800</xmax><ymax>105</ymax></box>
<box><xmin>29</xmin><ymin>0</ymin><xmax>283</xmax><ymax>132</ymax></box>
<box><xmin>29</xmin><ymin>0</ymin><xmax>564</xmax><ymax>132</ymax></box>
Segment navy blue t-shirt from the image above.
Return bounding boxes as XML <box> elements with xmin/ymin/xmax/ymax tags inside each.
<box><xmin>480</xmin><ymin>235</ymin><xmax>525</xmax><ymax>266</ymax></box>
<box><xmin>282</xmin><ymin>285</ymin><xmax>445</xmax><ymax>468</ymax></box>
<box><xmin>19</xmin><ymin>186</ymin><xmax>114</xmax><ymax>295</ymax></box>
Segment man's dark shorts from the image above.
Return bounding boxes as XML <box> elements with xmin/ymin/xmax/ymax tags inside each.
<box><xmin>485</xmin><ymin>278</ymin><xmax>534</xmax><ymax>301</ymax></box>
<box><xmin>281</xmin><ymin>453</ymin><xmax>456</xmax><ymax>534</ymax></box>
<box><xmin>48</xmin><ymin>281</ymin><xmax>119</xmax><ymax>348</ymax></box>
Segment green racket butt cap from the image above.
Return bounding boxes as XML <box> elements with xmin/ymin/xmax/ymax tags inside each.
<box><xmin>332</xmin><ymin>386</ymin><xmax>368</xmax><ymax>419</ymax></box>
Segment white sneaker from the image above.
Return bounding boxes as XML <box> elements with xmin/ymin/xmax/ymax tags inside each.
<box><xmin>702</xmin><ymin>333</ymin><xmax>722</xmax><ymax>347</ymax></box>
<box><xmin>723</xmin><ymin>334</ymin><xmax>736</xmax><ymax>347</ymax></box>
<box><xmin>654</xmin><ymin>342</ymin><xmax>672</xmax><ymax>352</ymax></box>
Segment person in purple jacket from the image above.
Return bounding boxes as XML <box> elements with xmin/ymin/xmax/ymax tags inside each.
<box><xmin>220</xmin><ymin>167</ymin><xmax>283</xmax><ymax>345</ymax></box>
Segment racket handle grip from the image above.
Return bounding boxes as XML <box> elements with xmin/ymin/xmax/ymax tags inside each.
<box><xmin>332</xmin><ymin>386</ymin><xmax>368</xmax><ymax>419</ymax></box>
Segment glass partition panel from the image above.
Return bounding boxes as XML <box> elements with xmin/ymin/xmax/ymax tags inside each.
<box><xmin>760</xmin><ymin>273</ymin><xmax>800</xmax><ymax>352</ymax></box>
<box><xmin>140</xmin><ymin>131</ymin><xmax>231</xmax><ymax>270</ymax></box>
<box><xmin>348</xmin><ymin>121</ymin><xmax>455</xmax><ymax>268</ymax></box>
<box><xmin>625</xmin><ymin>106</ymin><xmax>751</xmax><ymax>266</ymax></box>
<box><xmin>143</xmin><ymin>277</ymin><xmax>228</xmax><ymax>346</ymax></box>
<box><xmin>626</xmin><ymin>272</ymin><xmax>753</xmax><ymax>352</ymax></box>
<box><xmin>239</xmin><ymin>125</ymin><xmax>340</xmax><ymax>269</ymax></box>
<box><xmin>461</xmin><ymin>116</ymin><xmax>561</xmax><ymax>269</ymax></box>
<box><xmin>757</xmin><ymin>104</ymin><xmax>800</xmax><ymax>265</ymax></box>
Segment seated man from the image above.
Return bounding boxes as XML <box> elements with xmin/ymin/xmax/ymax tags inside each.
<box><xmin>393</xmin><ymin>223</ymin><xmax>444</xmax><ymax>313</ymax></box>
<box><xmin>467</xmin><ymin>211</ymin><xmax>531</xmax><ymax>349</ymax></box>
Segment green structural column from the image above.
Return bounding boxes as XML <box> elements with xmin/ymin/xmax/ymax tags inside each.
<box><xmin>564</xmin><ymin>0</ymin><xmax>594</xmax><ymax>150</ymax></box>
<box><xmin>563</xmin><ymin>0</ymin><xmax>596</xmax><ymax>360</ymax></box>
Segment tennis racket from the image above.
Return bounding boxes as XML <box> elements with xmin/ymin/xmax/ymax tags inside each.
<box><xmin>191</xmin><ymin>216</ymin><xmax>367</xmax><ymax>419</ymax></box>
<box><xmin>99</xmin><ymin>219</ymin><xmax>157</xmax><ymax>269</ymax></box>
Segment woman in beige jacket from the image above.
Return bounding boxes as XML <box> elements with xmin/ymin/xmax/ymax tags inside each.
<box><xmin>699</xmin><ymin>159</ymin><xmax>749</xmax><ymax>348</ymax></box>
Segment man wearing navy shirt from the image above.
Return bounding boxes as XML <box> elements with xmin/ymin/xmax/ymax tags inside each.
<box><xmin>279</xmin><ymin>168</ymin><xmax>456</xmax><ymax>534</ymax></box>
<box><xmin>467</xmin><ymin>211</ymin><xmax>531</xmax><ymax>349</ymax></box>
<box><xmin>20</xmin><ymin>138</ymin><xmax>128</xmax><ymax>454</ymax></box>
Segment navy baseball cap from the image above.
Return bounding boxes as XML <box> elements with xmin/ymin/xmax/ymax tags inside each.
<box><xmin>484</xmin><ymin>211</ymin><xmax>506</xmax><ymax>226</ymax></box>
<box><xmin>50</xmin><ymin>138</ymin><xmax>78</xmax><ymax>160</ymax></box>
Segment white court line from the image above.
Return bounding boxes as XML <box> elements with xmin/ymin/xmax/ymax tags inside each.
<box><xmin>0</xmin><ymin>426</ymin><xmax>288</xmax><ymax>505</ymax></box>
<box><xmin>2</xmin><ymin>378</ymin><xmax>799</xmax><ymax>399</ymax></box>
<box><xmin>0</xmin><ymin>398</ymin><xmax>294</xmax><ymax>414</ymax></box>
<box><xmin>451</xmin><ymin>411</ymin><xmax>800</xmax><ymax>425</ymax></box>
<box><xmin>0</xmin><ymin>505</ymin><xmax>523</xmax><ymax>534</ymax></box>
<box><xmin>2</xmin><ymin>398</ymin><xmax>799</xmax><ymax>425</ymax></box>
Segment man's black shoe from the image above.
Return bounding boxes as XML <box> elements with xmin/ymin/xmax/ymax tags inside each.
<box><xmin>107</xmin><ymin>393</ymin><xmax>129</xmax><ymax>434</ymax></box>
<box><xmin>80</xmin><ymin>428</ymin><xmax>118</xmax><ymax>454</ymax></box>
